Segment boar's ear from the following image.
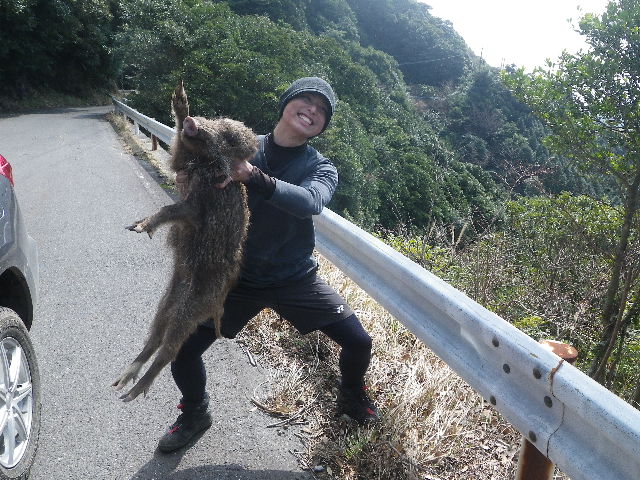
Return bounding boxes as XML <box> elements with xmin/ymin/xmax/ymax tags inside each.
<box><xmin>183</xmin><ymin>116</ymin><xmax>198</xmax><ymax>137</ymax></box>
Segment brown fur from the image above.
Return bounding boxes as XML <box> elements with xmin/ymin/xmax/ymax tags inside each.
<box><xmin>112</xmin><ymin>81</ymin><xmax>257</xmax><ymax>402</ymax></box>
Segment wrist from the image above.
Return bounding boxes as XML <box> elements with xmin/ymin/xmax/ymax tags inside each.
<box><xmin>245</xmin><ymin>165</ymin><xmax>276</xmax><ymax>198</ymax></box>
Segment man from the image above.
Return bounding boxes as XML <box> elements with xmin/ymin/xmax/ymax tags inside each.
<box><xmin>160</xmin><ymin>77</ymin><xmax>378</xmax><ymax>453</ymax></box>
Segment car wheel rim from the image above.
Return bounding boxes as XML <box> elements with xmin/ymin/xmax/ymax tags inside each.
<box><xmin>0</xmin><ymin>337</ymin><xmax>33</xmax><ymax>469</ymax></box>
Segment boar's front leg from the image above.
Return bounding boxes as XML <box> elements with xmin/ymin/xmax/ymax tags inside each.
<box><xmin>126</xmin><ymin>203</ymin><xmax>198</xmax><ymax>238</ymax></box>
<box><xmin>126</xmin><ymin>218</ymin><xmax>155</xmax><ymax>238</ymax></box>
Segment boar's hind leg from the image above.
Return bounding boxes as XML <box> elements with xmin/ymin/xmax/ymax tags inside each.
<box><xmin>112</xmin><ymin>305</ymin><xmax>171</xmax><ymax>393</ymax></box>
<box><xmin>119</xmin><ymin>296</ymin><xmax>212</xmax><ymax>402</ymax></box>
<box><xmin>172</xmin><ymin>80</ymin><xmax>189</xmax><ymax>132</ymax></box>
<box><xmin>112</xmin><ymin>277</ymin><xmax>183</xmax><ymax>393</ymax></box>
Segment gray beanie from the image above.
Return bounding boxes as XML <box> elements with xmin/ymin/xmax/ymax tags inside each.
<box><xmin>278</xmin><ymin>77</ymin><xmax>336</xmax><ymax>133</ymax></box>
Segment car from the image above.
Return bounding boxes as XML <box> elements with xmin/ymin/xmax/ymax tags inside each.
<box><xmin>0</xmin><ymin>154</ymin><xmax>41</xmax><ymax>479</ymax></box>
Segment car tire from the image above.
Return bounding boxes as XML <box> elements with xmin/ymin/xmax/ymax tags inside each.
<box><xmin>0</xmin><ymin>308</ymin><xmax>41</xmax><ymax>480</ymax></box>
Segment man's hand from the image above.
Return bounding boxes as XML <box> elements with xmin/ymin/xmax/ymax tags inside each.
<box><xmin>215</xmin><ymin>158</ymin><xmax>254</xmax><ymax>189</ymax></box>
<box><xmin>176</xmin><ymin>157</ymin><xmax>255</xmax><ymax>193</ymax></box>
<box><xmin>175</xmin><ymin>170</ymin><xmax>189</xmax><ymax>199</ymax></box>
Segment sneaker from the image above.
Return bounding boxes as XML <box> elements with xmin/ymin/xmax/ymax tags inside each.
<box><xmin>158</xmin><ymin>395</ymin><xmax>213</xmax><ymax>453</ymax></box>
<box><xmin>337</xmin><ymin>385</ymin><xmax>380</xmax><ymax>424</ymax></box>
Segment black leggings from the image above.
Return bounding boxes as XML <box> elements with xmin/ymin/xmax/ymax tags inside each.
<box><xmin>171</xmin><ymin>313</ymin><xmax>372</xmax><ymax>403</ymax></box>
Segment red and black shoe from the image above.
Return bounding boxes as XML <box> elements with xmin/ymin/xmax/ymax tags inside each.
<box><xmin>337</xmin><ymin>385</ymin><xmax>380</xmax><ymax>424</ymax></box>
<box><xmin>158</xmin><ymin>395</ymin><xmax>212</xmax><ymax>453</ymax></box>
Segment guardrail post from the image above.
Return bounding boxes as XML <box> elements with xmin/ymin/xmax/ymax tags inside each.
<box><xmin>151</xmin><ymin>135</ymin><xmax>158</xmax><ymax>151</ymax></box>
<box><xmin>515</xmin><ymin>340</ymin><xmax>578</xmax><ymax>480</ymax></box>
<box><xmin>134</xmin><ymin>121</ymin><xmax>140</xmax><ymax>136</ymax></box>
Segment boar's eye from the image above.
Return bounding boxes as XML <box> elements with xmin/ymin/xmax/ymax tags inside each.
<box><xmin>221</xmin><ymin>130</ymin><xmax>239</xmax><ymax>147</ymax></box>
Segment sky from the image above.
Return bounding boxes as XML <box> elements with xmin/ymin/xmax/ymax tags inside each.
<box><xmin>419</xmin><ymin>0</ymin><xmax>610</xmax><ymax>71</ymax></box>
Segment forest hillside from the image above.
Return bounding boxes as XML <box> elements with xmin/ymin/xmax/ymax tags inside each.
<box><xmin>1</xmin><ymin>0</ymin><xmax>606</xmax><ymax>232</ymax></box>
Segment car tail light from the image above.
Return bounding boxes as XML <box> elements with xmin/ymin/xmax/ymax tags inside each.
<box><xmin>0</xmin><ymin>154</ymin><xmax>14</xmax><ymax>186</ymax></box>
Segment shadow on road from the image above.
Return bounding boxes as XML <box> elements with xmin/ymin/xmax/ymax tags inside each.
<box><xmin>73</xmin><ymin>111</ymin><xmax>111</xmax><ymax>121</ymax></box>
<box><xmin>1</xmin><ymin>106</ymin><xmax>109</xmax><ymax>118</ymax></box>
<box><xmin>129</xmin><ymin>428</ymin><xmax>312</xmax><ymax>480</ymax></box>
<box><xmin>133</xmin><ymin>464</ymin><xmax>312</xmax><ymax>480</ymax></box>
<box><xmin>131</xmin><ymin>453</ymin><xmax>312</xmax><ymax>480</ymax></box>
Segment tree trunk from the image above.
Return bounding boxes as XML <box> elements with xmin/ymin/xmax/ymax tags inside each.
<box><xmin>604</xmin><ymin>299</ymin><xmax>638</xmax><ymax>389</ymax></box>
<box><xmin>589</xmin><ymin>169</ymin><xmax>640</xmax><ymax>381</ymax></box>
<box><xmin>605</xmin><ymin>327</ymin><xmax>626</xmax><ymax>389</ymax></box>
<box><xmin>632</xmin><ymin>380</ymin><xmax>640</xmax><ymax>410</ymax></box>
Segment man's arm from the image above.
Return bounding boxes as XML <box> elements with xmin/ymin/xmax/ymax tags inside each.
<box><xmin>234</xmin><ymin>157</ymin><xmax>337</xmax><ymax>218</ymax></box>
<box><xmin>224</xmin><ymin>158</ymin><xmax>337</xmax><ymax>218</ymax></box>
<box><xmin>267</xmin><ymin>165</ymin><xmax>337</xmax><ymax>218</ymax></box>
<box><xmin>176</xmin><ymin>158</ymin><xmax>338</xmax><ymax>218</ymax></box>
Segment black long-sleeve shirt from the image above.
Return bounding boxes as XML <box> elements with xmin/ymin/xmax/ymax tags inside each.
<box><xmin>240</xmin><ymin>133</ymin><xmax>338</xmax><ymax>287</ymax></box>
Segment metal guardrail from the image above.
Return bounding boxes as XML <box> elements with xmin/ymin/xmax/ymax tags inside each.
<box><xmin>315</xmin><ymin>210</ymin><xmax>640</xmax><ymax>480</ymax></box>
<box><xmin>111</xmin><ymin>97</ymin><xmax>175</xmax><ymax>145</ymax></box>
<box><xmin>111</xmin><ymin>96</ymin><xmax>640</xmax><ymax>480</ymax></box>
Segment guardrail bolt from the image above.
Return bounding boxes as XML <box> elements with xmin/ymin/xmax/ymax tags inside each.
<box><xmin>515</xmin><ymin>340</ymin><xmax>578</xmax><ymax>480</ymax></box>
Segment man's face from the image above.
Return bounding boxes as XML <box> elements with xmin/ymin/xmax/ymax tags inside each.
<box><xmin>280</xmin><ymin>93</ymin><xmax>328</xmax><ymax>141</ymax></box>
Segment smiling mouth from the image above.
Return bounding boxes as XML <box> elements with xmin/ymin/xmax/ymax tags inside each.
<box><xmin>298</xmin><ymin>113</ymin><xmax>313</xmax><ymax>126</ymax></box>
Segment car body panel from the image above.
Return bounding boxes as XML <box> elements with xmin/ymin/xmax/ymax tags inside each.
<box><xmin>0</xmin><ymin>169</ymin><xmax>39</xmax><ymax>328</ymax></box>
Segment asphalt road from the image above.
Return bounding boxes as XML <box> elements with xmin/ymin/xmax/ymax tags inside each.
<box><xmin>0</xmin><ymin>106</ymin><xmax>314</xmax><ymax>480</ymax></box>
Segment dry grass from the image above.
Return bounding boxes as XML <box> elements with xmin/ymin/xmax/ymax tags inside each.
<box><xmin>107</xmin><ymin>112</ymin><xmax>177</xmax><ymax>189</ymax></box>
<box><xmin>236</xmin><ymin>255</ymin><xmax>571</xmax><ymax>480</ymax></box>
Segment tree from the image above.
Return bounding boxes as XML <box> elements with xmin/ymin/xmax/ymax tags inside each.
<box><xmin>221</xmin><ymin>0</ymin><xmax>310</xmax><ymax>31</ymax></box>
<box><xmin>346</xmin><ymin>0</ymin><xmax>470</xmax><ymax>86</ymax></box>
<box><xmin>504</xmin><ymin>0</ymin><xmax>640</xmax><ymax>387</ymax></box>
<box><xmin>221</xmin><ymin>0</ymin><xmax>360</xmax><ymax>40</ymax></box>
<box><xmin>0</xmin><ymin>0</ymin><xmax>116</xmax><ymax>96</ymax></box>
<box><xmin>115</xmin><ymin>0</ymin><xmax>507</xmax><ymax>234</ymax></box>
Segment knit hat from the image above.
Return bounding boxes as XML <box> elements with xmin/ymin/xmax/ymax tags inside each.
<box><xmin>278</xmin><ymin>77</ymin><xmax>336</xmax><ymax>133</ymax></box>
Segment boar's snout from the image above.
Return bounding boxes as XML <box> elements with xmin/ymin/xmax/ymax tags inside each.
<box><xmin>183</xmin><ymin>116</ymin><xmax>198</xmax><ymax>137</ymax></box>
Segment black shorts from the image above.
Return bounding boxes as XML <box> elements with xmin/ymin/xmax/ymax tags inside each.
<box><xmin>203</xmin><ymin>272</ymin><xmax>355</xmax><ymax>337</ymax></box>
